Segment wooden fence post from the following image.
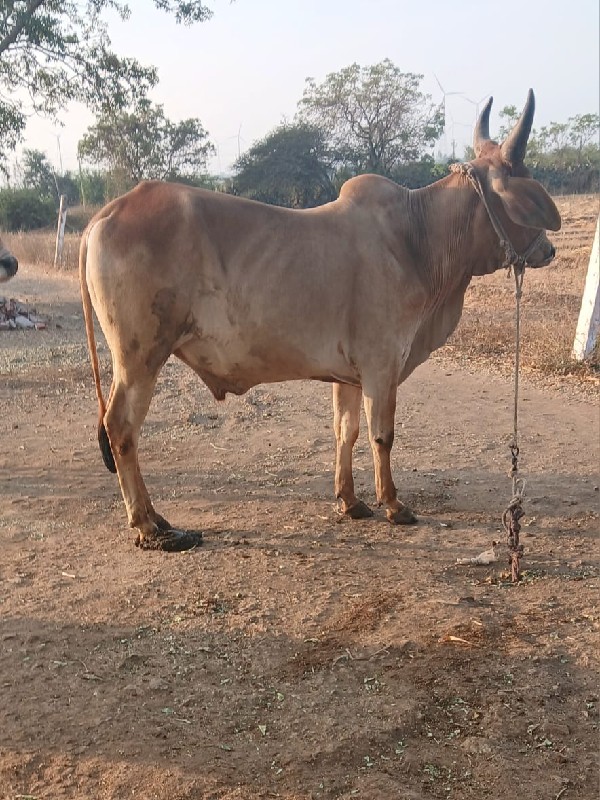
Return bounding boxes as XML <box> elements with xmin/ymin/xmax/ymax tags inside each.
<box><xmin>572</xmin><ymin>216</ymin><xmax>600</xmax><ymax>361</ymax></box>
<box><xmin>54</xmin><ymin>194</ymin><xmax>68</xmax><ymax>268</ymax></box>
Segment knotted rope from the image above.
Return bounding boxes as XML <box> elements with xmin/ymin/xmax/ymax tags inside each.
<box><xmin>451</xmin><ymin>162</ymin><xmax>540</xmax><ymax>583</ymax></box>
<box><xmin>503</xmin><ymin>266</ymin><xmax>526</xmax><ymax>583</ymax></box>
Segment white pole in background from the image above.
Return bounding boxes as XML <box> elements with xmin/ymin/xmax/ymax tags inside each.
<box><xmin>572</xmin><ymin>215</ymin><xmax>600</xmax><ymax>361</ymax></box>
<box><xmin>54</xmin><ymin>194</ymin><xmax>68</xmax><ymax>268</ymax></box>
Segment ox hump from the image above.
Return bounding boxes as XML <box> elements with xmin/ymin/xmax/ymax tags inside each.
<box><xmin>339</xmin><ymin>174</ymin><xmax>406</xmax><ymax>206</ymax></box>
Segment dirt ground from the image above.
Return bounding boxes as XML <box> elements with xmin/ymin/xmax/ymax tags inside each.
<box><xmin>0</xmin><ymin>207</ymin><xmax>598</xmax><ymax>799</ymax></box>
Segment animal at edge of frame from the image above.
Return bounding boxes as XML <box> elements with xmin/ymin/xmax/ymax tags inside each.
<box><xmin>0</xmin><ymin>235</ymin><xmax>18</xmax><ymax>283</ymax></box>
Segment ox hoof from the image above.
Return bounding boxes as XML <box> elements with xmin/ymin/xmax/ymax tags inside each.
<box><xmin>387</xmin><ymin>506</ymin><xmax>418</xmax><ymax>525</ymax></box>
<box><xmin>154</xmin><ymin>513</ymin><xmax>173</xmax><ymax>532</ymax></box>
<box><xmin>345</xmin><ymin>500</ymin><xmax>374</xmax><ymax>520</ymax></box>
<box><xmin>135</xmin><ymin>529</ymin><xmax>203</xmax><ymax>552</ymax></box>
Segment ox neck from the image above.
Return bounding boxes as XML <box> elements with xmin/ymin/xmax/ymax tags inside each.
<box><xmin>408</xmin><ymin>173</ymin><xmax>493</xmax><ymax>297</ymax></box>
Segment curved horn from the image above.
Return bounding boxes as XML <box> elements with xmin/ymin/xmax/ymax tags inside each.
<box><xmin>473</xmin><ymin>96</ymin><xmax>493</xmax><ymax>157</ymax></box>
<box><xmin>501</xmin><ymin>88</ymin><xmax>535</xmax><ymax>165</ymax></box>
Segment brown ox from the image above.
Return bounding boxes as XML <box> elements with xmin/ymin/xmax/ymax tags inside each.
<box><xmin>80</xmin><ymin>90</ymin><xmax>561</xmax><ymax>551</ymax></box>
<box><xmin>0</xmin><ymin>236</ymin><xmax>18</xmax><ymax>283</ymax></box>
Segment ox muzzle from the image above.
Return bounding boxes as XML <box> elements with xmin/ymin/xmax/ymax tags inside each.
<box><xmin>520</xmin><ymin>231</ymin><xmax>556</xmax><ymax>269</ymax></box>
<box><xmin>0</xmin><ymin>250</ymin><xmax>18</xmax><ymax>283</ymax></box>
<box><xmin>532</xmin><ymin>240</ymin><xmax>556</xmax><ymax>268</ymax></box>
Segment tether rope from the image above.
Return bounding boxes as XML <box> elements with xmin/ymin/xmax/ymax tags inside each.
<box><xmin>450</xmin><ymin>163</ymin><xmax>542</xmax><ymax>583</ymax></box>
<box><xmin>503</xmin><ymin>265</ymin><xmax>526</xmax><ymax>583</ymax></box>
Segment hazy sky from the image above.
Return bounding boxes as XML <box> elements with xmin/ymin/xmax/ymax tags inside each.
<box><xmin>21</xmin><ymin>0</ymin><xmax>600</xmax><ymax>175</ymax></box>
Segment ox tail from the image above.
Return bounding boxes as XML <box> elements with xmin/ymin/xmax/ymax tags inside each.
<box><xmin>79</xmin><ymin>225</ymin><xmax>117</xmax><ymax>474</ymax></box>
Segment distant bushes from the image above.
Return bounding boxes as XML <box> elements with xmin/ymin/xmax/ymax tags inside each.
<box><xmin>531</xmin><ymin>166</ymin><xmax>599</xmax><ymax>196</ymax></box>
<box><xmin>0</xmin><ymin>188</ymin><xmax>56</xmax><ymax>231</ymax></box>
<box><xmin>65</xmin><ymin>204</ymin><xmax>101</xmax><ymax>233</ymax></box>
<box><xmin>0</xmin><ymin>189</ymin><xmax>100</xmax><ymax>234</ymax></box>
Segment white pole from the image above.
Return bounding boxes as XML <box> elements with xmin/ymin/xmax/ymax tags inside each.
<box><xmin>572</xmin><ymin>216</ymin><xmax>600</xmax><ymax>361</ymax></box>
<box><xmin>54</xmin><ymin>194</ymin><xmax>68</xmax><ymax>268</ymax></box>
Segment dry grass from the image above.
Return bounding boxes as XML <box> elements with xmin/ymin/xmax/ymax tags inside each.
<box><xmin>0</xmin><ymin>204</ymin><xmax>99</xmax><ymax>272</ymax></box>
<box><xmin>2</xmin><ymin>228</ymin><xmax>81</xmax><ymax>271</ymax></box>
<box><xmin>1</xmin><ymin>193</ymin><xmax>598</xmax><ymax>382</ymax></box>
<box><xmin>447</xmin><ymin>194</ymin><xmax>599</xmax><ymax>381</ymax></box>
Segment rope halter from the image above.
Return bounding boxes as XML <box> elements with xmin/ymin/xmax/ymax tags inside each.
<box><xmin>450</xmin><ymin>162</ymin><xmax>547</xmax><ymax>271</ymax></box>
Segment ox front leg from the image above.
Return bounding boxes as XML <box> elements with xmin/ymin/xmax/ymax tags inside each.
<box><xmin>363</xmin><ymin>388</ymin><xmax>417</xmax><ymax>525</ymax></box>
<box><xmin>333</xmin><ymin>383</ymin><xmax>373</xmax><ymax>519</ymax></box>
<box><xmin>104</xmin><ymin>375</ymin><xmax>202</xmax><ymax>551</ymax></box>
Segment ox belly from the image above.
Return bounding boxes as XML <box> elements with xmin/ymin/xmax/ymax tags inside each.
<box><xmin>174</xmin><ymin>326</ymin><xmax>360</xmax><ymax>400</ymax></box>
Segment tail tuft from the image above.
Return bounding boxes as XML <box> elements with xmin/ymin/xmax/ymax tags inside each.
<box><xmin>98</xmin><ymin>423</ymin><xmax>117</xmax><ymax>473</ymax></box>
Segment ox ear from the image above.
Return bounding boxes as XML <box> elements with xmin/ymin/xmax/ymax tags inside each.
<box><xmin>493</xmin><ymin>177</ymin><xmax>562</xmax><ymax>232</ymax></box>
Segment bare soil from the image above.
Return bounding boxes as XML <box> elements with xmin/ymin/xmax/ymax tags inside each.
<box><xmin>0</xmin><ymin>197</ymin><xmax>598</xmax><ymax>799</ymax></box>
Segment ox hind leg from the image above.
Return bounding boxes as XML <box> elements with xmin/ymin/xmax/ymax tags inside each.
<box><xmin>333</xmin><ymin>383</ymin><xmax>373</xmax><ymax>519</ymax></box>
<box><xmin>103</xmin><ymin>367</ymin><xmax>201</xmax><ymax>551</ymax></box>
<box><xmin>362</xmin><ymin>385</ymin><xmax>417</xmax><ymax>525</ymax></box>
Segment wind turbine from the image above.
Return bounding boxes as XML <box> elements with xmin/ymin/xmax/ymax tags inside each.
<box><xmin>224</xmin><ymin>123</ymin><xmax>245</xmax><ymax>160</ymax></box>
<box><xmin>462</xmin><ymin>93</ymin><xmax>490</xmax><ymax>123</ymax></box>
<box><xmin>445</xmin><ymin>114</ymin><xmax>473</xmax><ymax>160</ymax></box>
<box><xmin>215</xmin><ymin>124</ymin><xmax>246</xmax><ymax>174</ymax></box>
<box><xmin>434</xmin><ymin>74</ymin><xmax>464</xmax><ymax>130</ymax></box>
<box><xmin>433</xmin><ymin>75</ymin><xmax>464</xmax><ymax>159</ymax></box>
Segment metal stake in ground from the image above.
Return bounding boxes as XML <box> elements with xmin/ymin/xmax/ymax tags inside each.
<box><xmin>503</xmin><ymin>266</ymin><xmax>526</xmax><ymax>583</ymax></box>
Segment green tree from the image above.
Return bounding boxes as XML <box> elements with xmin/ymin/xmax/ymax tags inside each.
<box><xmin>22</xmin><ymin>149</ymin><xmax>57</xmax><ymax>200</ymax></box>
<box><xmin>78</xmin><ymin>170</ymin><xmax>110</xmax><ymax>206</ymax></box>
<box><xmin>390</xmin><ymin>155</ymin><xmax>448</xmax><ymax>189</ymax></box>
<box><xmin>20</xmin><ymin>149</ymin><xmax>87</xmax><ymax>206</ymax></box>
<box><xmin>232</xmin><ymin>123</ymin><xmax>337</xmax><ymax>207</ymax></box>
<box><xmin>497</xmin><ymin>105</ymin><xmax>519</xmax><ymax>141</ymax></box>
<box><xmin>568</xmin><ymin>114</ymin><xmax>599</xmax><ymax>156</ymax></box>
<box><xmin>0</xmin><ymin>0</ymin><xmax>213</xmax><ymax>169</ymax></box>
<box><xmin>297</xmin><ymin>60</ymin><xmax>443</xmax><ymax>176</ymax></box>
<box><xmin>78</xmin><ymin>101</ymin><xmax>215</xmax><ymax>188</ymax></box>
<box><xmin>0</xmin><ymin>188</ymin><xmax>55</xmax><ymax>231</ymax></box>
